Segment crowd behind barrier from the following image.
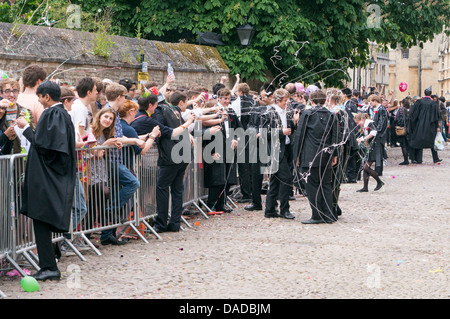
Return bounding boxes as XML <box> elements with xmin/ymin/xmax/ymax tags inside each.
<box><xmin>0</xmin><ymin>138</ymin><xmax>239</xmax><ymax>293</ymax></box>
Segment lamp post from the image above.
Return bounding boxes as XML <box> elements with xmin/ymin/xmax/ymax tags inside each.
<box><xmin>369</xmin><ymin>55</ymin><xmax>376</xmax><ymax>90</ymax></box>
<box><xmin>236</xmin><ymin>20</ymin><xmax>255</xmax><ymax>47</ymax></box>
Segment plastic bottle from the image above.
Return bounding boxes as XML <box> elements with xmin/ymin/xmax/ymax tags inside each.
<box><xmin>167</xmin><ymin>63</ymin><xmax>174</xmax><ymax>77</ymax></box>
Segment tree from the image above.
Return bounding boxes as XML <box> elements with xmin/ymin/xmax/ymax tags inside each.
<box><xmin>2</xmin><ymin>0</ymin><xmax>450</xmax><ymax>88</ymax></box>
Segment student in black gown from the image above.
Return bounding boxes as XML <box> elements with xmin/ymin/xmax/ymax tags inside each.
<box><xmin>293</xmin><ymin>89</ymin><xmax>338</xmax><ymax>224</ymax></box>
<box><xmin>15</xmin><ymin>81</ymin><xmax>76</xmax><ymax>281</ymax></box>
<box><xmin>409</xmin><ymin>87</ymin><xmax>442</xmax><ymax>164</ymax></box>
<box><xmin>353</xmin><ymin>112</ymin><xmax>384</xmax><ymax>192</ymax></box>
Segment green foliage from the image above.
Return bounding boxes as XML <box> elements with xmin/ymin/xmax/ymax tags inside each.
<box><xmin>2</xmin><ymin>0</ymin><xmax>450</xmax><ymax>87</ymax></box>
<box><xmin>90</xmin><ymin>8</ymin><xmax>116</xmax><ymax>59</ymax></box>
<box><xmin>0</xmin><ymin>2</ymin><xmax>14</xmax><ymax>23</ymax></box>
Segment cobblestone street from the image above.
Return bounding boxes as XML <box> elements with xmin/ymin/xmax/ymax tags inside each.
<box><xmin>2</xmin><ymin>147</ymin><xmax>449</xmax><ymax>299</ymax></box>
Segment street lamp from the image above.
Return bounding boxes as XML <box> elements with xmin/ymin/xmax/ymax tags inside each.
<box><xmin>370</xmin><ymin>56</ymin><xmax>377</xmax><ymax>70</ymax></box>
<box><xmin>236</xmin><ymin>21</ymin><xmax>255</xmax><ymax>47</ymax></box>
<box><xmin>369</xmin><ymin>55</ymin><xmax>376</xmax><ymax>89</ymax></box>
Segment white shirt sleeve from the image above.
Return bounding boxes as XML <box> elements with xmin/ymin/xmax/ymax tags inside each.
<box><xmin>70</xmin><ymin>103</ymin><xmax>89</xmax><ymax>129</ymax></box>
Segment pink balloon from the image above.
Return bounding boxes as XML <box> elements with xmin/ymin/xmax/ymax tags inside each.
<box><xmin>399</xmin><ymin>82</ymin><xmax>408</xmax><ymax>92</ymax></box>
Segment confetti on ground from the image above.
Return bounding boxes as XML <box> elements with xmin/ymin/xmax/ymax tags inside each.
<box><xmin>429</xmin><ymin>267</ymin><xmax>442</xmax><ymax>273</ymax></box>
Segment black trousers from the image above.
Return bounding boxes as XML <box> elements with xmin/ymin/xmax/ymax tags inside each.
<box><xmin>304</xmin><ymin>166</ymin><xmax>336</xmax><ymax>222</ymax></box>
<box><xmin>411</xmin><ymin>148</ymin><xmax>439</xmax><ymax>163</ymax></box>
<box><xmin>265</xmin><ymin>156</ymin><xmax>292</xmax><ymax>215</ymax></box>
<box><xmin>238</xmin><ymin>162</ymin><xmax>252</xmax><ymax>199</ymax></box>
<box><xmin>345</xmin><ymin>148</ymin><xmax>358</xmax><ymax>182</ymax></box>
<box><xmin>237</xmin><ymin>138</ymin><xmax>252</xmax><ymax>199</ymax></box>
<box><xmin>207</xmin><ymin>184</ymin><xmax>231</xmax><ymax>211</ymax></box>
<box><xmin>331</xmin><ymin>160</ymin><xmax>345</xmax><ymax>217</ymax></box>
<box><xmin>250</xmin><ymin>159</ymin><xmax>264</xmax><ymax>208</ymax></box>
<box><xmin>155</xmin><ymin>163</ymin><xmax>188</xmax><ymax>231</ymax></box>
<box><xmin>33</xmin><ymin>219</ymin><xmax>58</xmax><ymax>271</ymax></box>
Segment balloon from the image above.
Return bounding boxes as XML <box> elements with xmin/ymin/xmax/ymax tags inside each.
<box><xmin>305</xmin><ymin>85</ymin><xmax>319</xmax><ymax>95</ymax></box>
<box><xmin>21</xmin><ymin>276</ymin><xmax>40</xmax><ymax>292</ymax></box>
<box><xmin>399</xmin><ymin>82</ymin><xmax>408</xmax><ymax>92</ymax></box>
<box><xmin>0</xmin><ymin>71</ymin><xmax>8</xmax><ymax>80</ymax></box>
<box><xmin>295</xmin><ymin>82</ymin><xmax>305</xmax><ymax>93</ymax></box>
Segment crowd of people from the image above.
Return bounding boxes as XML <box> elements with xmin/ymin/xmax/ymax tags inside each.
<box><xmin>0</xmin><ymin>64</ymin><xmax>445</xmax><ymax>281</ymax></box>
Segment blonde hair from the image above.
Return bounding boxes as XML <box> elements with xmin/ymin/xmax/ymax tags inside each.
<box><xmin>273</xmin><ymin>88</ymin><xmax>290</xmax><ymax>102</ymax></box>
<box><xmin>368</xmin><ymin>94</ymin><xmax>381</xmax><ymax>103</ymax></box>
<box><xmin>353</xmin><ymin>112</ymin><xmax>369</xmax><ymax>122</ymax></box>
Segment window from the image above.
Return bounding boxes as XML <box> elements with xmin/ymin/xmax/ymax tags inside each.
<box><xmin>402</xmin><ymin>49</ymin><xmax>409</xmax><ymax>59</ymax></box>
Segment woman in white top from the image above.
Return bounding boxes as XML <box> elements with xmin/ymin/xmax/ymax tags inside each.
<box><xmin>353</xmin><ymin>112</ymin><xmax>384</xmax><ymax>192</ymax></box>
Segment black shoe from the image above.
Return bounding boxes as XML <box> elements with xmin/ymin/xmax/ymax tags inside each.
<box><xmin>301</xmin><ymin>218</ymin><xmax>333</xmax><ymax>225</ymax></box>
<box><xmin>280</xmin><ymin>211</ymin><xmax>295</xmax><ymax>219</ymax></box>
<box><xmin>236</xmin><ymin>198</ymin><xmax>252</xmax><ymax>203</ymax></box>
<box><xmin>101</xmin><ymin>234</ymin><xmax>129</xmax><ymax>245</ymax></box>
<box><xmin>224</xmin><ymin>208</ymin><xmax>233</xmax><ymax>213</ymax></box>
<box><xmin>374</xmin><ymin>181</ymin><xmax>384</xmax><ymax>191</ymax></box>
<box><xmin>167</xmin><ymin>224</ymin><xmax>180</xmax><ymax>232</ymax></box>
<box><xmin>434</xmin><ymin>159</ymin><xmax>443</xmax><ymax>163</ymax></box>
<box><xmin>411</xmin><ymin>160</ymin><xmax>418</xmax><ymax>164</ymax></box>
<box><xmin>356</xmin><ymin>188</ymin><xmax>368</xmax><ymax>193</ymax></box>
<box><xmin>399</xmin><ymin>161</ymin><xmax>409</xmax><ymax>165</ymax></box>
<box><xmin>152</xmin><ymin>226</ymin><xmax>166</xmax><ymax>233</ymax></box>
<box><xmin>264</xmin><ymin>211</ymin><xmax>281</xmax><ymax>218</ymax></box>
<box><xmin>244</xmin><ymin>204</ymin><xmax>263</xmax><ymax>211</ymax></box>
<box><xmin>32</xmin><ymin>269</ymin><xmax>61</xmax><ymax>281</ymax></box>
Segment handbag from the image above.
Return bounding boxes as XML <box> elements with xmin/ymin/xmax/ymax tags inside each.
<box><xmin>395</xmin><ymin>126</ymin><xmax>406</xmax><ymax>136</ymax></box>
<box><xmin>395</xmin><ymin>107</ymin><xmax>407</xmax><ymax>136</ymax></box>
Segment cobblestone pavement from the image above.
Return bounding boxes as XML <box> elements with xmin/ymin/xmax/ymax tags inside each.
<box><xmin>1</xmin><ymin>147</ymin><xmax>449</xmax><ymax>299</ymax></box>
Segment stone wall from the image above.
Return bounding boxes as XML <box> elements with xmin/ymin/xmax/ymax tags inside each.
<box><xmin>0</xmin><ymin>22</ymin><xmax>230</xmax><ymax>90</ymax></box>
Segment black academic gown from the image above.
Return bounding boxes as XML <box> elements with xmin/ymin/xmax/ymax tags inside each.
<box><xmin>293</xmin><ymin>105</ymin><xmax>338</xmax><ymax>221</ymax></box>
<box><xmin>20</xmin><ymin>103</ymin><xmax>76</xmax><ymax>233</ymax></box>
<box><xmin>202</xmin><ymin>108</ymin><xmax>241</xmax><ymax>188</ymax></box>
<box><xmin>409</xmin><ymin>97</ymin><xmax>440</xmax><ymax>149</ymax></box>
<box><xmin>372</xmin><ymin>104</ymin><xmax>389</xmax><ymax>172</ymax></box>
<box><xmin>330</xmin><ymin>108</ymin><xmax>348</xmax><ymax>216</ymax></box>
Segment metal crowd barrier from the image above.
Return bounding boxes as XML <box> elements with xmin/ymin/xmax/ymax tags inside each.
<box><xmin>0</xmin><ymin>135</ymin><xmax>220</xmax><ymax>293</ymax></box>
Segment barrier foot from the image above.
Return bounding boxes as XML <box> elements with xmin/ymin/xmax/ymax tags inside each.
<box><xmin>27</xmin><ymin>250</ymin><xmax>39</xmax><ymax>264</ymax></box>
<box><xmin>181</xmin><ymin>216</ymin><xmax>191</xmax><ymax>228</ymax></box>
<box><xmin>192</xmin><ymin>201</ymin><xmax>209</xmax><ymax>219</ymax></box>
<box><xmin>80</xmin><ymin>233</ymin><xmax>102</xmax><ymax>256</ymax></box>
<box><xmin>128</xmin><ymin>223</ymin><xmax>149</xmax><ymax>243</ymax></box>
<box><xmin>198</xmin><ymin>198</ymin><xmax>213</xmax><ymax>213</ymax></box>
<box><xmin>227</xmin><ymin>196</ymin><xmax>238</xmax><ymax>208</ymax></box>
<box><xmin>63</xmin><ymin>238</ymin><xmax>87</xmax><ymax>262</ymax></box>
<box><xmin>21</xmin><ymin>251</ymin><xmax>40</xmax><ymax>271</ymax></box>
<box><xmin>141</xmin><ymin>219</ymin><xmax>162</xmax><ymax>240</ymax></box>
<box><xmin>0</xmin><ymin>289</ymin><xmax>6</xmax><ymax>298</ymax></box>
<box><xmin>6</xmin><ymin>253</ymin><xmax>35</xmax><ymax>277</ymax></box>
